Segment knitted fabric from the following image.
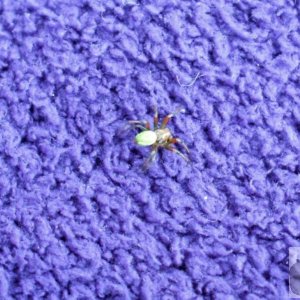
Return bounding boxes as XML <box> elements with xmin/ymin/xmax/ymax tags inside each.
<box><xmin>0</xmin><ymin>0</ymin><xmax>299</xmax><ymax>299</ymax></box>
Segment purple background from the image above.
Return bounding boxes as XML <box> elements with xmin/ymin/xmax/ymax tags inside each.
<box><xmin>0</xmin><ymin>0</ymin><xmax>299</xmax><ymax>299</ymax></box>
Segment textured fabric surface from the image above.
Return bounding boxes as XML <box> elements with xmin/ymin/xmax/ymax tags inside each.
<box><xmin>0</xmin><ymin>0</ymin><xmax>299</xmax><ymax>299</ymax></box>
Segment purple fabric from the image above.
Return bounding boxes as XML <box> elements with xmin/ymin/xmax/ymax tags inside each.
<box><xmin>0</xmin><ymin>0</ymin><xmax>298</xmax><ymax>299</ymax></box>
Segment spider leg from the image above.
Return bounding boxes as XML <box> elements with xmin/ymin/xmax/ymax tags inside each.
<box><xmin>128</xmin><ymin>120</ymin><xmax>150</xmax><ymax>130</ymax></box>
<box><xmin>161</xmin><ymin>108</ymin><xmax>185</xmax><ymax>129</ymax></box>
<box><xmin>165</xmin><ymin>145</ymin><xmax>190</xmax><ymax>162</ymax></box>
<box><xmin>169</xmin><ymin>137</ymin><xmax>190</xmax><ymax>153</ymax></box>
<box><xmin>121</xmin><ymin>123</ymin><xmax>147</xmax><ymax>133</ymax></box>
<box><xmin>142</xmin><ymin>145</ymin><xmax>158</xmax><ymax>171</ymax></box>
<box><xmin>119</xmin><ymin>120</ymin><xmax>149</xmax><ymax>136</ymax></box>
<box><xmin>153</xmin><ymin>105</ymin><xmax>158</xmax><ymax>130</ymax></box>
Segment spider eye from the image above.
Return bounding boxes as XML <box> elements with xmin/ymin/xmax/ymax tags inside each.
<box><xmin>135</xmin><ymin>131</ymin><xmax>157</xmax><ymax>146</ymax></box>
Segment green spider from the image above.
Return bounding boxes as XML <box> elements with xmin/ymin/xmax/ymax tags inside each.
<box><xmin>127</xmin><ymin>106</ymin><xmax>190</xmax><ymax>170</ymax></box>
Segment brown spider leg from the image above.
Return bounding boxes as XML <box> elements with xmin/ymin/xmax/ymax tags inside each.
<box><xmin>160</xmin><ymin>108</ymin><xmax>185</xmax><ymax>129</ymax></box>
<box><xmin>165</xmin><ymin>145</ymin><xmax>189</xmax><ymax>162</ymax></box>
<box><xmin>153</xmin><ymin>105</ymin><xmax>158</xmax><ymax>130</ymax></box>
<box><xmin>142</xmin><ymin>145</ymin><xmax>158</xmax><ymax>171</ymax></box>
<box><xmin>169</xmin><ymin>137</ymin><xmax>190</xmax><ymax>153</ymax></box>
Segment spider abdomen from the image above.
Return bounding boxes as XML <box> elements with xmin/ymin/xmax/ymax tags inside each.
<box><xmin>135</xmin><ymin>130</ymin><xmax>157</xmax><ymax>146</ymax></box>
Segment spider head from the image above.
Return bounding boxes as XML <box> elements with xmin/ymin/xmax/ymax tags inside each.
<box><xmin>135</xmin><ymin>130</ymin><xmax>157</xmax><ymax>146</ymax></box>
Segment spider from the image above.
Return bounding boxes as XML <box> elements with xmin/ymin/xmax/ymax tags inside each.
<box><xmin>127</xmin><ymin>106</ymin><xmax>190</xmax><ymax>170</ymax></box>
